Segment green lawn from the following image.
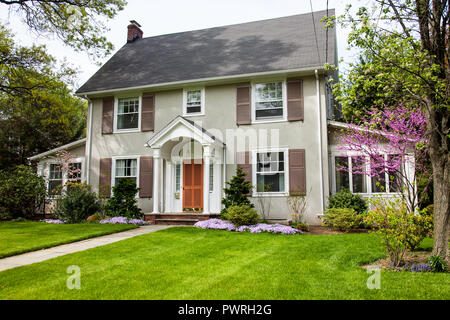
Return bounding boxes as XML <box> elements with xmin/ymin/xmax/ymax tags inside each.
<box><xmin>0</xmin><ymin>221</ymin><xmax>137</xmax><ymax>258</ymax></box>
<box><xmin>0</xmin><ymin>227</ymin><xmax>448</xmax><ymax>300</ymax></box>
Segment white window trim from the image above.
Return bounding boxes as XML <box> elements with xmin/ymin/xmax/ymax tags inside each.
<box><xmin>44</xmin><ymin>157</ymin><xmax>85</xmax><ymax>198</ymax></box>
<box><xmin>183</xmin><ymin>87</ymin><xmax>205</xmax><ymax>117</ymax></box>
<box><xmin>252</xmin><ymin>147</ymin><xmax>289</xmax><ymax>197</ymax></box>
<box><xmin>251</xmin><ymin>79</ymin><xmax>288</xmax><ymax>124</ymax></box>
<box><xmin>330</xmin><ymin>152</ymin><xmax>404</xmax><ymax>196</ymax></box>
<box><xmin>111</xmin><ymin>155</ymin><xmax>140</xmax><ymax>197</ymax></box>
<box><xmin>113</xmin><ymin>95</ymin><xmax>142</xmax><ymax>133</ymax></box>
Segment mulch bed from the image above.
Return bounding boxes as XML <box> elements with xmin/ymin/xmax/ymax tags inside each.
<box><xmin>362</xmin><ymin>250</ymin><xmax>433</xmax><ymax>270</ymax></box>
<box><xmin>303</xmin><ymin>225</ymin><xmax>369</xmax><ymax>235</ymax></box>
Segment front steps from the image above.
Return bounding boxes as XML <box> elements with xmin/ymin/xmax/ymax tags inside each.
<box><xmin>144</xmin><ymin>213</ymin><xmax>220</xmax><ymax>225</ymax></box>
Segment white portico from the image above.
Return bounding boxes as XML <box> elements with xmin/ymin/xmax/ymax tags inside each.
<box><xmin>146</xmin><ymin>116</ymin><xmax>225</xmax><ymax>214</ymax></box>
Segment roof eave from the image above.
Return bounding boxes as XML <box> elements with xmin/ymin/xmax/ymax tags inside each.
<box><xmin>76</xmin><ymin>66</ymin><xmax>330</xmax><ymax>97</ymax></box>
<box><xmin>28</xmin><ymin>138</ymin><xmax>87</xmax><ymax>161</ymax></box>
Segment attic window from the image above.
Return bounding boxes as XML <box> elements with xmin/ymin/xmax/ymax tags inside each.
<box><xmin>183</xmin><ymin>88</ymin><xmax>205</xmax><ymax>116</ymax></box>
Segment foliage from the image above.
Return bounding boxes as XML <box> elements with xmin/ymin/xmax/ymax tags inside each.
<box><xmin>287</xmin><ymin>192</ymin><xmax>309</xmax><ymax>231</ymax></box>
<box><xmin>222</xmin><ymin>205</ymin><xmax>259</xmax><ymax>227</ymax></box>
<box><xmin>364</xmin><ymin>197</ymin><xmax>430</xmax><ymax>266</ymax></box>
<box><xmin>0</xmin><ymin>165</ymin><xmax>46</xmax><ymax>219</ymax></box>
<box><xmin>0</xmin><ymin>0</ymin><xmax>126</xmax><ymax>59</ymax></box>
<box><xmin>322</xmin><ymin>208</ymin><xmax>363</xmax><ymax>232</ymax></box>
<box><xmin>54</xmin><ymin>183</ymin><xmax>102</xmax><ymax>224</ymax></box>
<box><xmin>0</xmin><ymin>26</ymin><xmax>87</xmax><ymax>169</ymax></box>
<box><xmin>327</xmin><ymin>189</ymin><xmax>368</xmax><ymax>214</ymax></box>
<box><xmin>104</xmin><ymin>179</ymin><xmax>143</xmax><ymax>219</ymax></box>
<box><xmin>221</xmin><ymin>167</ymin><xmax>254</xmax><ymax>215</ymax></box>
<box><xmin>427</xmin><ymin>255</ymin><xmax>448</xmax><ymax>273</ymax></box>
<box><xmin>337</xmin><ymin>106</ymin><xmax>428</xmax><ymax>214</ymax></box>
<box><xmin>406</xmin><ymin>209</ymin><xmax>434</xmax><ymax>251</ymax></box>
<box><xmin>325</xmin><ymin>0</ymin><xmax>449</xmax><ymax>260</ymax></box>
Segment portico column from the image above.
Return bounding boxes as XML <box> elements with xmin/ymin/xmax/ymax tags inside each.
<box><xmin>152</xmin><ymin>148</ymin><xmax>161</xmax><ymax>214</ymax></box>
<box><xmin>203</xmin><ymin>145</ymin><xmax>211</xmax><ymax>214</ymax></box>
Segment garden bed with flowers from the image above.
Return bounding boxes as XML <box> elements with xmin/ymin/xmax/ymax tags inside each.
<box><xmin>194</xmin><ymin>218</ymin><xmax>301</xmax><ymax>235</ymax></box>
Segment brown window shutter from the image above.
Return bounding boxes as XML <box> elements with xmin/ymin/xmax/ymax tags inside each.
<box><xmin>102</xmin><ymin>97</ymin><xmax>114</xmax><ymax>134</ymax></box>
<box><xmin>99</xmin><ymin>158</ymin><xmax>112</xmax><ymax>198</ymax></box>
<box><xmin>141</xmin><ymin>93</ymin><xmax>155</xmax><ymax>132</ymax></box>
<box><xmin>289</xmin><ymin>149</ymin><xmax>306</xmax><ymax>195</ymax></box>
<box><xmin>237</xmin><ymin>151</ymin><xmax>252</xmax><ymax>194</ymax></box>
<box><xmin>236</xmin><ymin>84</ymin><xmax>251</xmax><ymax>125</ymax></box>
<box><xmin>287</xmin><ymin>80</ymin><xmax>304</xmax><ymax>121</ymax></box>
<box><xmin>139</xmin><ymin>156</ymin><xmax>153</xmax><ymax>198</ymax></box>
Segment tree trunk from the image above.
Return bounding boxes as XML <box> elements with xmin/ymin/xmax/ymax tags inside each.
<box><xmin>428</xmin><ymin>111</ymin><xmax>450</xmax><ymax>261</ymax></box>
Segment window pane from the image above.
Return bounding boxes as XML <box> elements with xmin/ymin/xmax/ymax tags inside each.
<box><xmin>68</xmin><ymin>163</ymin><xmax>82</xmax><ymax>183</ymax></box>
<box><xmin>115</xmin><ymin>159</ymin><xmax>137</xmax><ymax>177</ymax></box>
<box><xmin>257</xmin><ymin>173</ymin><xmax>284</xmax><ymax>192</ymax></box>
<box><xmin>186</xmin><ymin>106</ymin><xmax>202</xmax><ymax>114</ymax></box>
<box><xmin>49</xmin><ymin>164</ymin><xmax>62</xmax><ymax>179</ymax></box>
<box><xmin>117</xmin><ymin>113</ymin><xmax>138</xmax><ymax>129</ymax></box>
<box><xmin>371</xmin><ymin>174</ymin><xmax>386</xmax><ymax>193</ymax></box>
<box><xmin>351</xmin><ymin>158</ymin><xmax>367</xmax><ymax>193</ymax></box>
<box><xmin>48</xmin><ymin>180</ymin><xmax>62</xmax><ymax>196</ymax></box>
<box><xmin>335</xmin><ymin>156</ymin><xmax>349</xmax><ymax>192</ymax></box>
<box><xmin>118</xmin><ymin>98</ymin><xmax>139</xmax><ymax>114</ymax></box>
<box><xmin>255</xmin><ymin>82</ymin><xmax>282</xmax><ymax>101</ymax></box>
<box><xmin>255</xmin><ymin>107</ymin><xmax>283</xmax><ymax>119</ymax></box>
<box><xmin>187</xmin><ymin>90</ymin><xmax>201</xmax><ymax>104</ymax></box>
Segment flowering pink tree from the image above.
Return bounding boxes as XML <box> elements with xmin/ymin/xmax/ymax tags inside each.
<box><xmin>54</xmin><ymin>150</ymin><xmax>82</xmax><ymax>184</ymax></box>
<box><xmin>337</xmin><ymin>106</ymin><xmax>429</xmax><ymax>213</ymax></box>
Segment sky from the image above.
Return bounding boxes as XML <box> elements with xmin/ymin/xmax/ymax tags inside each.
<box><xmin>0</xmin><ymin>0</ymin><xmax>368</xmax><ymax>91</ymax></box>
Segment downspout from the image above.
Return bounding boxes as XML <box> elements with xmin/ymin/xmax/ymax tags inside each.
<box><xmin>84</xmin><ymin>95</ymin><xmax>93</xmax><ymax>185</ymax></box>
<box><xmin>315</xmin><ymin>70</ymin><xmax>325</xmax><ymax>213</ymax></box>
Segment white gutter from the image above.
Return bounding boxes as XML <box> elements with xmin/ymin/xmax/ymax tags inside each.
<box><xmin>76</xmin><ymin>66</ymin><xmax>328</xmax><ymax>97</ymax></box>
<box><xmin>85</xmin><ymin>96</ymin><xmax>94</xmax><ymax>185</ymax></box>
<box><xmin>315</xmin><ymin>70</ymin><xmax>325</xmax><ymax>213</ymax></box>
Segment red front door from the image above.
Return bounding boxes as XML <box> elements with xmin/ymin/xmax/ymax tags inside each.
<box><xmin>183</xmin><ymin>160</ymin><xmax>203</xmax><ymax>211</ymax></box>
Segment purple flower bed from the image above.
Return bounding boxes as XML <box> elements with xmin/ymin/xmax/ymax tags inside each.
<box><xmin>100</xmin><ymin>217</ymin><xmax>147</xmax><ymax>225</ymax></box>
<box><xmin>43</xmin><ymin>219</ymin><xmax>64</xmax><ymax>224</ymax></box>
<box><xmin>194</xmin><ymin>219</ymin><xmax>302</xmax><ymax>235</ymax></box>
<box><xmin>393</xmin><ymin>262</ymin><xmax>432</xmax><ymax>273</ymax></box>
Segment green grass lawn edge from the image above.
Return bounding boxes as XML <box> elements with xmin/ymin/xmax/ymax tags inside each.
<box><xmin>0</xmin><ymin>222</ymin><xmax>138</xmax><ymax>259</ymax></box>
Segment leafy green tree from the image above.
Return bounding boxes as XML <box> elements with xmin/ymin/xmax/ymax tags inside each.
<box><xmin>326</xmin><ymin>0</ymin><xmax>449</xmax><ymax>261</ymax></box>
<box><xmin>221</xmin><ymin>167</ymin><xmax>254</xmax><ymax>215</ymax></box>
<box><xmin>0</xmin><ymin>26</ymin><xmax>87</xmax><ymax>169</ymax></box>
<box><xmin>0</xmin><ymin>0</ymin><xmax>126</xmax><ymax>59</ymax></box>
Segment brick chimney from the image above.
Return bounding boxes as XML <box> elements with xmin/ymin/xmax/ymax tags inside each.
<box><xmin>127</xmin><ymin>20</ymin><xmax>143</xmax><ymax>43</ymax></box>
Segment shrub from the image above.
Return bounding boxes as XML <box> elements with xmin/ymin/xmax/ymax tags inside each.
<box><xmin>104</xmin><ymin>178</ymin><xmax>142</xmax><ymax>219</ymax></box>
<box><xmin>54</xmin><ymin>183</ymin><xmax>102</xmax><ymax>224</ymax></box>
<box><xmin>406</xmin><ymin>209</ymin><xmax>433</xmax><ymax>251</ymax></box>
<box><xmin>322</xmin><ymin>208</ymin><xmax>363</xmax><ymax>232</ymax></box>
<box><xmin>327</xmin><ymin>189</ymin><xmax>367</xmax><ymax>214</ymax></box>
<box><xmin>287</xmin><ymin>193</ymin><xmax>309</xmax><ymax>231</ymax></box>
<box><xmin>222</xmin><ymin>205</ymin><xmax>259</xmax><ymax>227</ymax></box>
<box><xmin>364</xmin><ymin>197</ymin><xmax>423</xmax><ymax>267</ymax></box>
<box><xmin>427</xmin><ymin>255</ymin><xmax>448</xmax><ymax>273</ymax></box>
<box><xmin>0</xmin><ymin>165</ymin><xmax>46</xmax><ymax>219</ymax></box>
<box><xmin>221</xmin><ymin>167</ymin><xmax>254</xmax><ymax>216</ymax></box>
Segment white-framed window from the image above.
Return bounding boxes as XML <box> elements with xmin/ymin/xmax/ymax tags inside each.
<box><xmin>183</xmin><ymin>88</ymin><xmax>205</xmax><ymax>116</ymax></box>
<box><xmin>114</xmin><ymin>96</ymin><xmax>141</xmax><ymax>132</ymax></box>
<box><xmin>252</xmin><ymin>148</ymin><xmax>289</xmax><ymax>196</ymax></box>
<box><xmin>48</xmin><ymin>164</ymin><xmax>63</xmax><ymax>196</ymax></box>
<box><xmin>252</xmin><ymin>80</ymin><xmax>287</xmax><ymax>123</ymax></box>
<box><xmin>332</xmin><ymin>153</ymin><xmax>403</xmax><ymax>195</ymax></box>
<box><xmin>113</xmin><ymin>157</ymin><xmax>139</xmax><ymax>188</ymax></box>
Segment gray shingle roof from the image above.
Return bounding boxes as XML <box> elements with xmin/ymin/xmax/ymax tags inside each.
<box><xmin>77</xmin><ymin>9</ymin><xmax>335</xmax><ymax>94</ymax></box>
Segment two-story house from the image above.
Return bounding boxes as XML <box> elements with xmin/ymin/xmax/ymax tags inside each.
<box><xmin>30</xmin><ymin>10</ymin><xmax>416</xmax><ymax>225</ymax></box>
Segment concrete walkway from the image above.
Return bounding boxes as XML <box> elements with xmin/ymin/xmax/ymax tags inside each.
<box><xmin>0</xmin><ymin>225</ymin><xmax>172</xmax><ymax>272</ymax></box>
